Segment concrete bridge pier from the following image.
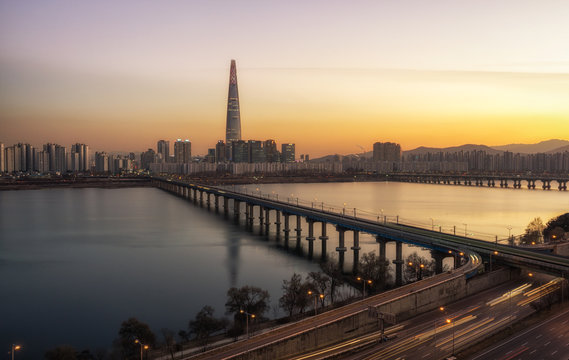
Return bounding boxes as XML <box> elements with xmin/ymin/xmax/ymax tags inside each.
<box><xmin>223</xmin><ymin>197</ymin><xmax>229</xmax><ymax>216</ymax></box>
<box><xmin>206</xmin><ymin>193</ymin><xmax>211</xmax><ymax>209</ymax></box>
<box><xmin>274</xmin><ymin>211</ymin><xmax>281</xmax><ymax>239</ymax></box>
<box><xmin>430</xmin><ymin>250</ymin><xmax>445</xmax><ymax>274</ymax></box>
<box><xmin>199</xmin><ymin>191</ymin><xmax>204</xmax><ymax>206</ymax></box>
<box><xmin>542</xmin><ymin>180</ymin><xmax>551</xmax><ymax>190</ymax></box>
<box><xmin>559</xmin><ymin>180</ymin><xmax>567</xmax><ymax>191</ymax></box>
<box><xmin>233</xmin><ymin>200</ymin><xmax>240</xmax><ymax>222</ymax></box>
<box><xmin>264</xmin><ymin>209</ymin><xmax>270</xmax><ymax>236</ymax></box>
<box><xmin>528</xmin><ymin>179</ymin><xmax>536</xmax><ymax>189</ymax></box>
<box><xmin>214</xmin><ymin>195</ymin><xmax>219</xmax><ymax>212</ymax></box>
<box><xmin>306</xmin><ymin>220</ymin><xmax>315</xmax><ymax>260</ymax></box>
<box><xmin>376</xmin><ymin>236</ymin><xmax>387</xmax><ymax>263</ymax></box>
<box><xmin>319</xmin><ymin>222</ymin><xmax>328</xmax><ymax>262</ymax></box>
<box><xmin>244</xmin><ymin>204</ymin><xmax>251</xmax><ymax>229</ymax></box>
<box><xmin>283</xmin><ymin>213</ymin><xmax>290</xmax><ymax>248</ymax></box>
<box><xmin>336</xmin><ymin>227</ymin><xmax>347</xmax><ymax>271</ymax></box>
<box><xmin>258</xmin><ymin>206</ymin><xmax>264</xmax><ymax>235</ymax></box>
<box><xmin>193</xmin><ymin>189</ymin><xmax>198</xmax><ymax>204</ymax></box>
<box><xmin>351</xmin><ymin>230</ymin><xmax>361</xmax><ymax>275</ymax></box>
<box><xmin>393</xmin><ymin>241</ymin><xmax>404</xmax><ymax>286</ymax></box>
<box><xmin>295</xmin><ymin>216</ymin><xmax>302</xmax><ymax>251</ymax></box>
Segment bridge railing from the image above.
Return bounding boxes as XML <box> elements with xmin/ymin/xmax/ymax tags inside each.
<box><xmin>222</xmin><ymin>186</ymin><xmax>515</xmax><ymax>244</ymax></box>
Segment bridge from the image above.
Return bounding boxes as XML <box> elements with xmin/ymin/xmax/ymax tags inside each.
<box><xmin>150</xmin><ymin>177</ymin><xmax>569</xmax><ymax>360</ymax></box>
<box><xmin>151</xmin><ymin>177</ymin><xmax>569</xmax><ymax>278</ymax></box>
<box><xmin>386</xmin><ymin>173</ymin><xmax>568</xmax><ymax>190</ymax></box>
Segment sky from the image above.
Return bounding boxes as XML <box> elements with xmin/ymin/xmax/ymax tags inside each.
<box><xmin>1</xmin><ymin>0</ymin><xmax>568</xmax><ymax>157</ymax></box>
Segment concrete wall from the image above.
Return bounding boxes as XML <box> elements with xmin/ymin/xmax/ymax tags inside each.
<box><xmin>229</xmin><ymin>269</ymin><xmax>516</xmax><ymax>360</ymax></box>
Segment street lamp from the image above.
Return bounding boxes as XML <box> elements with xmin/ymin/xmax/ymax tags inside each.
<box><xmin>463</xmin><ymin>223</ymin><xmax>467</xmax><ymax>237</ymax></box>
<box><xmin>446</xmin><ymin>318</ymin><xmax>455</xmax><ymax>356</ymax></box>
<box><xmin>430</xmin><ymin>218</ymin><xmax>435</xmax><ymax>231</ymax></box>
<box><xmin>433</xmin><ymin>307</ymin><xmax>445</xmax><ymax>359</ymax></box>
<box><xmin>356</xmin><ymin>276</ymin><xmax>372</xmax><ymax>299</ymax></box>
<box><xmin>134</xmin><ymin>339</ymin><xmax>149</xmax><ymax>360</ymax></box>
<box><xmin>11</xmin><ymin>344</ymin><xmax>21</xmax><ymax>360</ymax></box>
<box><xmin>307</xmin><ymin>290</ymin><xmax>323</xmax><ymax>316</ymax></box>
<box><xmin>490</xmin><ymin>250</ymin><xmax>498</xmax><ymax>271</ymax></box>
<box><xmin>506</xmin><ymin>225</ymin><xmax>512</xmax><ymax>240</ymax></box>
<box><xmin>240</xmin><ymin>310</ymin><xmax>256</xmax><ymax>338</ymax></box>
<box><xmin>408</xmin><ymin>262</ymin><xmax>425</xmax><ymax>280</ymax></box>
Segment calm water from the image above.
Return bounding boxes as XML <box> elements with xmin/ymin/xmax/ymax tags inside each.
<box><xmin>240</xmin><ymin>181</ymin><xmax>569</xmax><ymax>240</ymax></box>
<box><xmin>0</xmin><ymin>187</ymin><xmax>321</xmax><ymax>358</ymax></box>
<box><xmin>1</xmin><ymin>182</ymin><xmax>567</xmax><ymax>358</ymax></box>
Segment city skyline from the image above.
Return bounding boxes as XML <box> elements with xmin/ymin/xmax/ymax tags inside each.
<box><xmin>1</xmin><ymin>1</ymin><xmax>569</xmax><ymax>157</ymax></box>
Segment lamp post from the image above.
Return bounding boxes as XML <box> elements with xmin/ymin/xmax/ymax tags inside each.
<box><xmin>356</xmin><ymin>276</ymin><xmax>372</xmax><ymax>299</ymax></box>
<box><xmin>490</xmin><ymin>250</ymin><xmax>498</xmax><ymax>271</ymax></box>
<box><xmin>11</xmin><ymin>344</ymin><xmax>21</xmax><ymax>360</ymax></box>
<box><xmin>308</xmin><ymin>290</ymin><xmax>323</xmax><ymax>316</ymax></box>
<box><xmin>240</xmin><ymin>310</ymin><xmax>255</xmax><ymax>338</ymax></box>
<box><xmin>433</xmin><ymin>306</ymin><xmax>445</xmax><ymax>360</ymax></box>
<box><xmin>463</xmin><ymin>223</ymin><xmax>467</xmax><ymax>236</ymax></box>
<box><xmin>430</xmin><ymin>218</ymin><xmax>435</xmax><ymax>231</ymax></box>
<box><xmin>408</xmin><ymin>262</ymin><xmax>425</xmax><ymax>280</ymax></box>
<box><xmin>446</xmin><ymin>318</ymin><xmax>455</xmax><ymax>356</ymax></box>
<box><xmin>134</xmin><ymin>339</ymin><xmax>149</xmax><ymax>360</ymax></box>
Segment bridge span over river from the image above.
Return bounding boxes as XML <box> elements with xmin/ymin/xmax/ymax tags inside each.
<box><xmin>152</xmin><ymin>177</ymin><xmax>568</xmax><ymax>278</ymax></box>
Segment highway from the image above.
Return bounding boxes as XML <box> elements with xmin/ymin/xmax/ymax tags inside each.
<box><xmin>185</xmin><ymin>265</ymin><xmax>477</xmax><ymax>359</ymax></box>
<box><xmin>290</xmin><ymin>279</ymin><xmax>555</xmax><ymax>360</ymax></box>
<box><xmin>469</xmin><ymin>306</ymin><xmax>569</xmax><ymax>360</ymax></box>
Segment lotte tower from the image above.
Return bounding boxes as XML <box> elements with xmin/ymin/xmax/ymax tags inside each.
<box><xmin>225</xmin><ymin>59</ymin><xmax>242</xmax><ymax>143</ymax></box>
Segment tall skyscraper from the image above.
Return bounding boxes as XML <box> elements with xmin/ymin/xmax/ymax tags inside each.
<box><xmin>225</xmin><ymin>59</ymin><xmax>242</xmax><ymax>143</ymax></box>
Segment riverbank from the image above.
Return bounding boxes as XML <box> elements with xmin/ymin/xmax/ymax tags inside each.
<box><xmin>0</xmin><ymin>176</ymin><xmax>151</xmax><ymax>191</ymax></box>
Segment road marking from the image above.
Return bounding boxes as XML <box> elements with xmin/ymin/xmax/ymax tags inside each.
<box><xmin>506</xmin><ymin>350</ymin><xmax>513</xmax><ymax>354</ymax></box>
<box><xmin>522</xmin><ymin>342</ymin><xmax>527</xmax><ymax>346</ymax></box>
<box><xmin>536</xmin><ymin>334</ymin><xmax>542</xmax><ymax>339</ymax></box>
<box><xmin>552</xmin><ymin>350</ymin><xmax>558</xmax><ymax>356</ymax></box>
<box><xmin>544</xmin><ymin>341</ymin><xmax>551</xmax><ymax>346</ymax></box>
<box><xmin>422</xmin><ymin>353</ymin><xmax>431</xmax><ymax>358</ymax></box>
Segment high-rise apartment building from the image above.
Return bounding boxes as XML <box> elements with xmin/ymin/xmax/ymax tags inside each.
<box><xmin>225</xmin><ymin>60</ymin><xmax>242</xmax><ymax>144</ymax></box>
<box><xmin>174</xmin><ymin>139</ymin><xmax>192</xmax><ymax>163</ymax></box>
<box><xmin>263</xmin><ymin>140</ymin><xmax>279</xmax><ymax>163</ymax></box>
<box><xmin>232</xmin><ymin>140</ymin><xmax>249</xmax><ymax>163</ymax></box>
<box><xmin>95</xmin><ymin>152</ymin><xmax>109</xmax><ymax>173</ymax></box>
<box><xmin>140</xmin><ymin>149</ymin><xmax>156</xmax><ymax>170</ymax></box>
<box><xmin>157</xmin><ymin>140</ymin><xmax>170</xmax><ymax>163</ymax></box>
<box><xmin>248</xmin><ymin>140</ymin><xmax>265</xmax><ymax>163</ymax></box>
<box><xmin>70</xmin><ymin>143</ymin><xmax>89</xmax><ymax>171</ymax></box>
<box><xmin>281</xmin><ymin>143</ymin><xmax>295</xmax><ymax>163</ymax></box>
<box><xmin>373</xmin><ymin>142</ymin><xmax>401</xmax><ymax>162</ymax></box>
<box><xmin>215</xmin><ymin>141</ymin><xmax>226</xmax><ymax>163</ymax></box>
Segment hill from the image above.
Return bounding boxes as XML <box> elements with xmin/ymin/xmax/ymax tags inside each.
<box><xmin>491</xmin><ymin>139</ymin><xmax>569</xmax><ymax>154</ymax></box>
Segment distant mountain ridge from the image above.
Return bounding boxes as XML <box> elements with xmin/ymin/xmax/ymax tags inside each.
<box><xmin>403</xmin><ymin>144</ymin><xmax>502</xmax><ymax>156</ymax></box>
<box><xmin>311</xmin><ymin>139</ymin><xmax>568</xmax><ymax>162</ymax></box>
<box><xmin>491</xmin><ymin>139</ymin><xmax>569</xmax><ymax>154</ymax></box>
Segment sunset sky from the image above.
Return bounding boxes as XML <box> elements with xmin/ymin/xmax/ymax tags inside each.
<box><xmin>1</xmin><ymin>0</ymin><xmax>568</xmax><ymax>157</ymax></box>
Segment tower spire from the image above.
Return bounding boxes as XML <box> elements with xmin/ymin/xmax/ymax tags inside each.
<box><xmin>225</xmin><ymin>59</ymin><xmax>241</xmax><ymax>143</ymax></box>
